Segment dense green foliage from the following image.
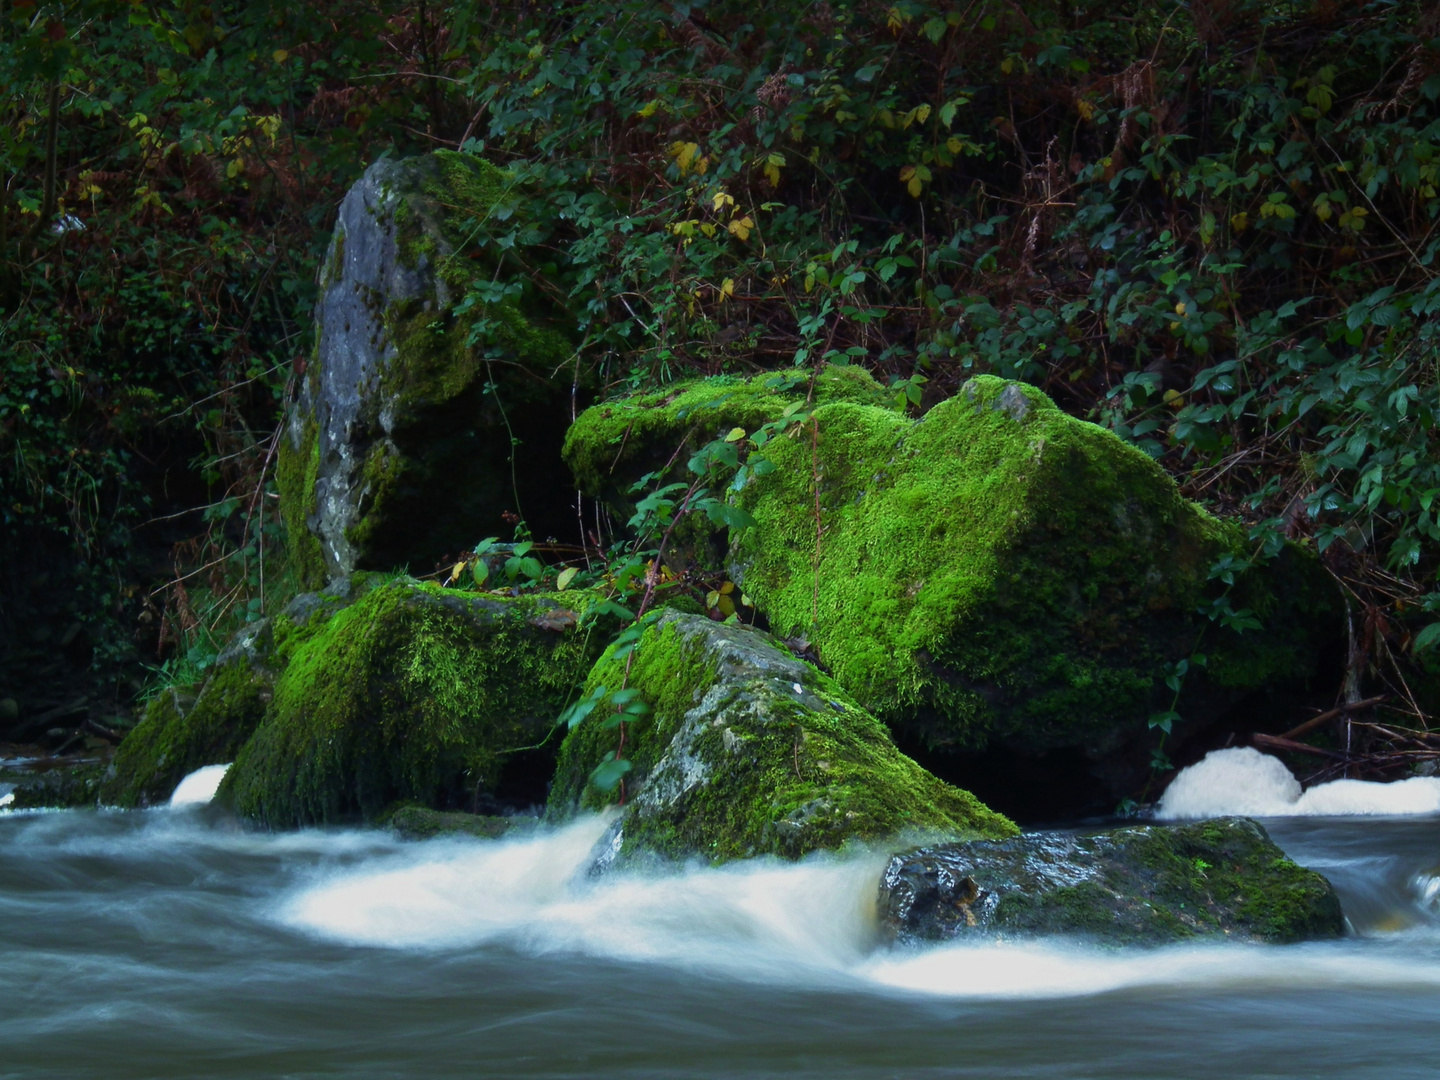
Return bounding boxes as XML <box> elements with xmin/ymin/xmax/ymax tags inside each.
<box><xmin>3</xmin><ymin>0</ymin><xmax>1438</xmax><ymax>732</ymax></box>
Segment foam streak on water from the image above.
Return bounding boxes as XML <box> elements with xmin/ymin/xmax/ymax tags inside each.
<box><xmin>5</xmin><ymin>808</ymin><xmax>1440</xmax><ymax>1078</ymax></box>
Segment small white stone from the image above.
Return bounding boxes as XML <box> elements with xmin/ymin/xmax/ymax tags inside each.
<box><xmin>792</xmin><ymin>682</ymin><xmax>803</xmax><ymax>694</ymax></box>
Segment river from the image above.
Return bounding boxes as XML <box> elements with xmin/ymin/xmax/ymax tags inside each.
<box><xmin>2</xmin><ymin>789</ymin><xmax>1439</xmax><ymax>1078</ymax></box>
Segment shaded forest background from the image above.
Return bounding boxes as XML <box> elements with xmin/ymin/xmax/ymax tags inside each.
<box><xmin>3</xmin><ymin>0</ymin><xmax>1439</xmax><ymax>732</ymax></box>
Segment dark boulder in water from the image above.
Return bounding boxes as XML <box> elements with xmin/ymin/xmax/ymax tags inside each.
<box><xmin>879</xmin><ymin>816</ymin><xmax>1344</xmax><ymax>946</ymax></box>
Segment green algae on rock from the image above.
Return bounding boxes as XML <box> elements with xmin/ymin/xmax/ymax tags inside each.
<box><xmin>563</xmin><ymin>365</ymin><xmax>897</xmax><ymax>519</ymax></box>
<box><xmin>879</xmin><ymin>816</ymin><xmax>1345</xmax><ymax>946</ymax></box>
<box><xmin>221</xmin><ymin>578</ymin><xmax>605</xmax><ymax>828</ymax></box>
<box><xmin>278</xmin><ymin>150</ymin><xmax>574</xmax><ymax>585</ymax></box>
<box><xmin>548</xmin><ymin>610</ymin><xmax>1016</xmax><ymax>867</ymax></box>
<box><xmin>728</xmin><ymin>374</ymin><xmax>1340</xmax><ymax>800</ymax></box>
<box><xmin>98</xmin><ymin>620</ymin><xmax>277</xmax><ymax>808</ymax></box>
<box><xmin>94</xmin><ymin>577</ymin><xmax>375</xmax><ymax>810</ymax></box>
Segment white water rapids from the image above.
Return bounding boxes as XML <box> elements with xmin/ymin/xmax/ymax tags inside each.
<box><xmin>4</xmin><ymin>759</ymin><xmax>1440</xmax><ymax>1077</ymax></box>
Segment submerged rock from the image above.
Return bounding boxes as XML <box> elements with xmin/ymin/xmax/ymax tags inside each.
<box><xmin>388</xmin><ymin>805</ymin><xmax>539</xmax><ymax>842</ymax></box>
<box><xmin>729</xmin><ymin>374</ymin><xmax>1341</xmax><ymax>807</ymax></box>
<box><xmin>221</xmin><ymin>578</ymin><xmax>608</xmax><ymax>828</ymax></box>
<box><xmin>548</xmin><ymin>610</ymin><xmax>1015</xmax><ymax>868</ymax></box>
<box><xmin>278</xmin><ymin>150</ymin><xmax>573</xmax><ymax>586</ymax></box>
<box><xmin>879</xmin><ymin>816</ymin><xmax>1344</xmax><ymax>946</ymax></box>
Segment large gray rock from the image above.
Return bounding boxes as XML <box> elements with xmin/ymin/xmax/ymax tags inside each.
<box><xmin>548</xmin><ymin>610</ymin><xmax>1017</xmax><ymax>870</ymax></box>
<box><xmin>879</xmin><ymin>816</ymin><xmax>1344</xmax><ymax>946</ymax></box>
<box><xmin>278</xmin><ymin>151</ymin><xmax>572</xmax><ymax>587</ymax></box>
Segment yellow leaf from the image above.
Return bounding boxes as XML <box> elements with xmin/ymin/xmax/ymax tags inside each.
<box><xmin>637</xmin><ymin>100</ymin><xmax>660</xmax><ymax>118</ymax></box>
<box><xmin>907</xmin><ymin>176</ymin><xmax>922</xmax><ymax>198</ymax></box>
<box><xmin>727</xmin><ymin>216</ymin><xmax>754</xmax><ymax>241</ymax></box>
<box><xmin>886</xmin><ymin>6</ymin><xmax>904</xmax><ymax>31</ymax></box>
<box><xmin>700</xmin><ymin>223</ymin><xmax>717</xmax><ymax>238</ymax></box>
<box><xmin>669</xmin><ymin>141</ymin><xmax>700</xmax><ymax>175</ymax></box>
<box><xmin>914</xmin><ymin>104</ymin><xmax>931</xmax><ymax>124</ymax></box>
<box><xmin>898</xmin><ymin>165</ymin><xmax>916</xmax><ymax>182</ymax></box>
<box><xmin>724</xmin><ymin>427</ymin><xmax>746</xmax><ymax>443</ymax></box>
<box><xmin>1000</xmin><ymin>57</ymin><xmax>1014</xmax><ymax>75</ymax></box>
<box><xmin>717</xmin><ymin>593</ymin><xmax>736</xmax><ymax>617</ymax></box>
<box><xmin>272</xmin><ymin>49</ymin><xmax>288</xmax><ymax>63</ymax></box>
<box><xmin>764</xmin><ymin>162</ymin><xmax>780</xmax><ymax>187</ymax></box>
<box><xmin>1163</xmin><ymin>389</ymin><xmax>1185</xmax><ymax>408</ymax></box>
<box><xmin>448</xmin><ymin>561</ymin><xmax>466</xmax><ymax>585</ymax></box>
<box><xmin>1174</xmin><ymin>302</ymin><xmax>1187</xmax><ymax>316</ymax></box>
<box><xmin>712</xmin><ymin>190</ymin><xmax>735</xmax><ymax>212</ymax></box>
<box><xmin>946</xmin><ymin>136</ymin><xmax>963</xmax><ymax>155</ymax></box>
<box><xmin>719</xmin><ymin>581</ymin><xmax>735</xmax><ymax>594</ymax></box>
<box><xmin>1076</xmin><ymin>99</ymin><xmax>1095</xmax><ymax>122</ymax></box>
<box><xmin>720</xmin><ymin>278</ymin><xmax>735</xmax><ymax>299</ymax></box>
<box><xmin>1230</xmin><ymin>212</ymin><xmax>1249</xmax><ymax>234</ymax></box>
<box><xmin>556</xmin><ymin>567</ymin><xmax>578</xmax><ymax>591</ymax></box>
<box><xmin>706</xmin><ymin>590</ymin><xmax>721</xmax><ymax>608</ymax></box>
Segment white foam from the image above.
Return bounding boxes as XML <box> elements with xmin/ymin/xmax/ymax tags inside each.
<box><xmin>1157</xmin><ymin>747</ymin><xmax>1440</xmax><ymax>819</ymax></box>
<box><xmin>278</xmin><ymin>813</ymin><xmax>886</xmax><ymax>982</ymax></box>
<box><xmin>168</xmin><ymin>764</ymin><xmax>231</xmax><ymax>807</ymax></box>
<box><xmin>0</xmin><ymin>792</ymin><xmax>13</xmax><ymax>809</ymax></box>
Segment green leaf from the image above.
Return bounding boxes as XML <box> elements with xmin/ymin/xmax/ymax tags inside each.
<box><xmin>471</xmin><ymin>560</ymin><xmax>489</xmax><ymax>587</ymax></box>
<box><xmin>556</xmin><ymin>566</ymin><xmax>579</xmax><ymax>590</ymax></box>
<box><xmin>1414</xmin><ymin>623</ymin><xmax>1440</xmax><ymax>653</ymax></box>
<box><xmin>589</xmin><ymin>755</ymin><xmax>633</xmax><ymax>793</ymax></box>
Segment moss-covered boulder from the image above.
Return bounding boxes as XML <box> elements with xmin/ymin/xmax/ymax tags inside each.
<box><xmin>879</xmin><ymin>816</ymin><xmax>1344</xmax><ymax>946</ymax></box>
<box><xmin>93</xmin><ymin>577</ymin><xmax>372</xmax><ymax>809</ymax></box>
<box><xmin>97</xmin><ymin>620</ymin><xmax>277</xmax><ymax>808</ymax></box>
<box><xmin>221</xmin><ymin>578</ymin><xmax>606</xmax><ymax>828</ymax></box>
<box><xmin>387</xmin><ymin>805</ymin><xmax>539</xmax><ymax>842</ymax></box>
<box><xmin>563</xmin><ymin>365</ymin><xmax>897</xmax><ymax>531</ymax></box>
<box><xmin>279</xmin><ymin>151</ymin><xmax>574</xmax><ymax>587</ymax></box>
<box><xmin>548</xmin><ymin>610</ymin><xmax>1016</xmax><ymax>868</ymax></box>
<box><xmin>729</xmin><ymin>374</ymin><xmax>1341</xmax><ymax>806</ymax></box>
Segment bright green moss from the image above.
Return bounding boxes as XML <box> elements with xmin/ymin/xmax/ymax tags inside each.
<box><xmin>276</xmin><ymin>416</ymin><xmax>325</xmax><ymax>590</ymax></box>
<box><xmin>549</xmin><ymin>611</ymin><xmax>1016</xmax><ymax>865</ymax></box>
<box><xmin>220</xmin><ymin>579</ymin><xmax>604</xmax><ymax>828</ymax></box>
<box><xmin>100</xmin><ymin>658</ymin><xmax>274</xmax><ymax>808</ymax></box>
<box><xmin>730</xmin><ymin>375</ymin><xmax>1338</xmax><ymax>755</ymax></box>
<box><xmin>563</xmin><ymin>364</ymin><xmax>897</xmax><ymax>508</ymax></box>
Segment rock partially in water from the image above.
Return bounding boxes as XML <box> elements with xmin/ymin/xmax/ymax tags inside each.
<box><xmin>88</xmin><ymin>578</ymin><xmax>373</xmax><ymax>810</ymax></box>
<box><xmin>879</xmin><ymin>816</ymin><xmax>1344</xmax><ymax>946</ymax></box>
<box><xmin>549</xmin><ymin>610</ymin><xmax>1016</xmax><ymax>869</ymax></box>
<box><xmin>729</xmin><ymin>374</ymin><xmax>1342</xmax><ymax>812</ymax></box>
<box><xmin>98</xmin><ymin>620</ymin><xmax>279</xmax><ymax>808</ymax></box>
<box><xmin>221</xmin><ymin>578</ymin><xmax>611</xmax><ymax>828</ymax></box>
<box><xmin>388</xmin><ymin>805</ymin><xmax>539</xmax><ymax>842</ymax></box>
<box><xmin>278</xmin><ymin>151</ymin><xmax>573</xmax><ymax>587</ymax></box>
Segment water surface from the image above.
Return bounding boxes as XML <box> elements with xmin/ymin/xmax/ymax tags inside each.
<box><xmin>2</xmin><ymin>803</ymin><xmax>1438</xmax><ymax>1079</ymax></box>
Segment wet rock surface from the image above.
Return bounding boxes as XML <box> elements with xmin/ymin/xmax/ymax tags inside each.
<box><xmin>550</xmin><ymin>610</ymin><xmax>1015</xmax><ymax>869</ymax></box>
<box><xmin>279</xmin><ymin>151</ymin><xmax>573</xmax><ymax>586</ymax></box>
<box><xmin>388</xmin><ymin>806</ymin><xmax>540</xmax><ymax>842</ymax></box>
<box><xmin>879</xmin><ymin>816</ymin><xmax>1344</xmax><ymax>946</ymax></box>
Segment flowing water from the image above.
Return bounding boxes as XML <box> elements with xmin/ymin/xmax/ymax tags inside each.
<box><xmin>3</xmin><ymin>767</ymin><xmax>1440</xmax><ymax>1079</ymax></box>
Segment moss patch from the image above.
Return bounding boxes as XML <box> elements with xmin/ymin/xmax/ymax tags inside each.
<box><xmin>549</xmin><ymin>610</ymin><xmax>1016</xmax><ymax>866</ymax></box>
<box><xmin>221</xmin><ymin>578</ymin><xmax>607</xmax><ymax>828</ymax></box>
<box><xmin>276</xmin><ymin>415</ymin><xmax>326</xmax><ymax>590</ymax></box>
<box><xmin>881</xmin><ymin>816</ymin><xmax>1344</xmax><ymax>946</ymax></box>
<box><xmin>729</xmin><ymin>375</ymin><xmax>1339</xmax><ymax>763</ymax></box>
<box><xmin>563</xmin><ymin>364</ymin><xmax>897</xmax><ymax>514</ymax></box>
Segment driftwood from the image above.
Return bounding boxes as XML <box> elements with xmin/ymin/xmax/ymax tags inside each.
<box><xmin>1252</xmin><ymin>733</ymin><xmax>1348</xmax><ymax>759</ymax></box>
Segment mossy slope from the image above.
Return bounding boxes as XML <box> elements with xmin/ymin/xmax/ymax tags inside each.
<box><xmin>729</xmin><ymin>375</ymin><xmax>1339</xmax><ymax>779</ymax></box>
<box><xmin>548</xmin><ymin>610</ymin><xmax>1016</xmax><ymax>866</ymax></box>
<box><xmin>221</xmin><ymin>578</ymin><xmax>603</xmax><ymax>828</ymax></box>
<box><xmin>880</xmin><ymin>816</ymin><xmax>1344</xmax><ymax>945</ymax></box>
<box><xmin>563</xmin><ymin>365</ymin><xmax>897</xmax><ymax>516</ymax></box>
